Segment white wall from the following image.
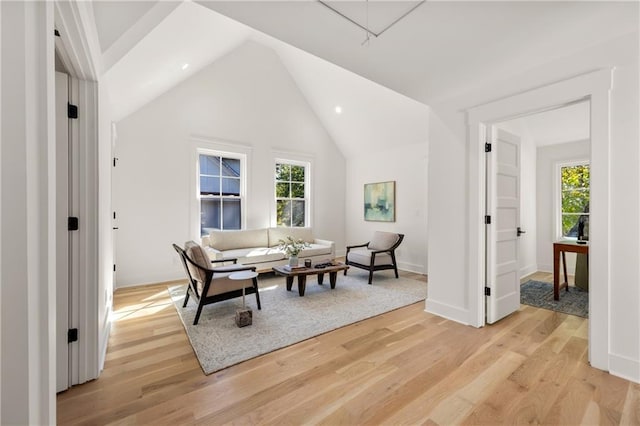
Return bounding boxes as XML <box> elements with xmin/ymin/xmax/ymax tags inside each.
<box><xmin>345</xmin><ymin>141</ymin><xmax>429</xmax><ymax>274</ymax></box>
<box><xmin>114</xmin><ymin>41</ymin><xmax>346</xmax><ymax>287</ymax></box>
<box><xmin>427</xmin><ymin>32</ymin><xmax>639</xmax><ymax>382</ymax></box>
<box><xmin>494</xmin><ymin>122</ymin><xmax>537</xmax><ymax>278</ymax></box>
<box><xmin>0</xmin><ymin>2</ymin><xmax>57</xmax><ymax>423</ymax></box>
<box><xmin>536</xmin><ymin>140</ymin><xmax>590</xmax><ymax>273</ymax></box>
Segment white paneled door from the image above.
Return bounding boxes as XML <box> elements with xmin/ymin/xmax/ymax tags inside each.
<box><xmin>486</xmin><ymin>128</ymin><xmax>522</xmax><ymax>324</ymax></box>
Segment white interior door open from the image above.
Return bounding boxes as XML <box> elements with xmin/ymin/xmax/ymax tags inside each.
<box><xmin>55</xmin><ymin>71</ymin><xmax>70</xmax><ymax>392</ymax></box>
<box><xmin>486</xmin><ymin>128</ymin><xmax>522</xmax><ymax>324</ymax></box>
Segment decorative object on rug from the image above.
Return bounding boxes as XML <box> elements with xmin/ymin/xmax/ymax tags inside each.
<box><xmin>277</xmin><ymin>235</ymin><xmax>310</xmax><ymax>266</ymax></box>
<box><xmin>229</xmin><ymin>271</ymin><xmax>259</xmax><ymax>327</ymax></box>
<box><xmin>364</xmin><ymin>181</ymin><xmax>395</xmax><ymax>222</ymax></box>
<box><xmin>520</xmin><ymin>280</ymin><xmax>588</xmax><ymax>318</ymax></box>
<box><xmin>168</xmin><ymin>270</ymin><xmax>426</xmax><ymax>375</ymax></box>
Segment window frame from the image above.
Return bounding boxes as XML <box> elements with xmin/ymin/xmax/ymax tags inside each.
<box><xmin>273</xmin><ymin>157</ymin><xmax>311</xmax><ymax>228</ymax></box>
<box><xmin>190</xmin><ymin>138</ymin><xmax>251</xmax><ymax>239</ymax></box>
<box><xmin>555</xmin><ymin>159</ymin><xmax>590</xmax><ymax>240</ymax></box>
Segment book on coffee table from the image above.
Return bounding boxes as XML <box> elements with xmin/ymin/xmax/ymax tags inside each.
<box><xmin>283</xmin><ymin>264</ymin><xmax>306</xmax><ymax>271</ymax></box>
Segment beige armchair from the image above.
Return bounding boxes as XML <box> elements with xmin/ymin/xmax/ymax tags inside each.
<box><xmin>173</xmin><ymin>242</ymin><xmax>261</xmax><ymax>325</ymax></box>
<box><xmin>344</xmin><ymin>231</ymin><xmax>404</xmax><ymax>284</ymax></box>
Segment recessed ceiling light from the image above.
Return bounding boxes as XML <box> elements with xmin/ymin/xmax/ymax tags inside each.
<box><xmin>181</xmin><ymin>63</ymin><xmax>189</xmax><ymax>70</ymax></box>
<box><xmin>335</xmin><ymin>106</ymin><xmax>342</xmax><ymax>114</ymax></box>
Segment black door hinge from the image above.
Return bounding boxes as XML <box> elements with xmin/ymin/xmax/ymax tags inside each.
<box><xmin>485</xmin><ymin>287</ymin><xmax>491</xmax><ymax>296</ymax></box>
<box><xmin>484</xmin><ymin>215</ymin><xmax>491</xmax><ymax>225</ymax></box>
<box><xmin>113</xmin><ymin>157</ymin><xmax>118</xmax><ymax>167</ymax></box>
<box><xmin>54</xmin><ymin>29</ymin><xmax>61</xmax><ymax>37</ymax></box>
<box><xmin>113</xmin><ymin>264</ymin><xmax>116</xmax><ymax>272</ymax></box>
<box><xmin>485</xmin><ymin>142</ymin><xmax>492</xmax><ymax>152</ymax></box>
<box><xmin>68</xmin><ymin>103</ymin><xmax>78</xmax><ymax>119</ymax></box>
<box><xmin>68</xmin><ymin>217</ymin><xmax>79</xmax><ymax>231</ymax></box>
<box><xmin>68</xmin><ymin>328</ymin><xmax>78</xmax><ymax>343</ymax></box>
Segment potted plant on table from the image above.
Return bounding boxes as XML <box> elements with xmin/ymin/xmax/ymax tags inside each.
<box><xmin>278</xmin><ymin>236</ymin><xmax>310</xmax><ymax>267</ymax></box>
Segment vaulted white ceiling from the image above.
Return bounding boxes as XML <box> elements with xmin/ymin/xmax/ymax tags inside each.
<box><xmin>92</xmin><ymin>0</ymin><xmax>637</xmax><ymax>157</ymax></box>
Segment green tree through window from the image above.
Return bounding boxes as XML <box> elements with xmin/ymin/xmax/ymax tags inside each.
<box><xmin>560</xmin><ymin>163</ymin><xmax>589</xmax><ymax>238</ymax></box>
<box><xmin>275</xmin><ymin>162</ymin><xmax>307</xmax><ymax>227</ymax></box>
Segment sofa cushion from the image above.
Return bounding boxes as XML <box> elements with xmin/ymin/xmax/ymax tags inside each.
<box><xmin>186</xmin><ymin>244</ymin><xmax>211</xmax><ymax>283</ymax></box>
<box><xmin>368</xmin><ymin>231</ymin><xmax>400</xmax><ymax>251</ymax></box>
<box><xmin>347</xmin><ymin>248</ymin><xmax>393</xmax><ymax>266</ymax></box>
<box><xmin>268</xmin><ymin>227</ymin><xmax>314</xmax><ymax>247</ymax></box>
<box><xmin>221</xmin><ymin>247</ymin><xmax>285</xmax><ymax>265</ymax></box>
<box><xmin>208</xmin><ymin>229</ymin><xmax>268</xmax><ymax>251</ymax></box>
<box><xmin>298</xmin><ymin>243</ymin><xmax>332</xmax><ymax>258</ymax></box>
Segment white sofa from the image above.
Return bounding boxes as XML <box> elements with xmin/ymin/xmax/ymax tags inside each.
<box><xmin>201</xmin><ymin>227</ymin><xmax>335</xmax><ymax>272</ymax></box>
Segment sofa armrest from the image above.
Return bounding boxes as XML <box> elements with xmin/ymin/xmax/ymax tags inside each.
<box><xmin>314</xmin><ymin>238</ymin><xmax>335</xmax><ymax>257</ymax></box>
<box><xmin>204</xmin><ymin>246</ymin><xmax>224</xmax><ymax>261</ymax></box>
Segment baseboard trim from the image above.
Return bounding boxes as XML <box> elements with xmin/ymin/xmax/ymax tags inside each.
<box><xmin>425</xmin><ymin>299</ymin><xmax>471</xmax><ymax>326</ymax></box>
<box><xmin>537</xmin><ymin>264</ymin><xmax>553</xmax><ymax>273</ymax></box>
<box><xmin>519</xmin><ymin>264</ymin><xmax>537</xmax><ymax>279</ymax></box>
<box><xmin>398</xmin><ymin>261</ymin><xmax>427</xmax><ymax>275</ymax></box>
<box><xmin>609</xmin><ymin>353</ymin><xmax>640</xmax><ymax>384</ymax></box>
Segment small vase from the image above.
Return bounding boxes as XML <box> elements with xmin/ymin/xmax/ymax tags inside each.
<box><xmin>289</xmin><ymin>255</ymin><xmax>298</xmax><ymax>267</ymax></box>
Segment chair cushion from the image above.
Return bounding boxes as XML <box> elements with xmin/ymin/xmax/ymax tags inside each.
<box><xmin>186</xmin><ymin>244</ymin><xmax>211</xmax><ymax>283</ymax></box>
<box><xmin>368</xmin><ymin>231</ymin><xmax>400</xmax><ymax>251</ymax></box>
<box><xmin>347</xmin><ymin>248</ymin><xmax>393</xmax><ymax>266</ymax></box>
<box><xmin>204</xmin><ymin>275</ymin><xmax>254</xmax><ymax>297</ymax></box>
<box><xmin>268</xmin><ymin>227</ymin><xmax>314</xmax><ymax>247</ymax></box>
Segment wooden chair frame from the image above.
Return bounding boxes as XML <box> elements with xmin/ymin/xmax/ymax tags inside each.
<box><xmin>344</xmin><ymin>234</ymin><xmax>405</xmax><ymax>284</ymax></box>
<box><xmin>173</xmin><ymin>244</ymin><xmax>261</xmax><ymax>325</ymax></box>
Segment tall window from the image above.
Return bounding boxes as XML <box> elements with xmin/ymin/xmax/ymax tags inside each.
<box><xmin>559</xmin><ymin>162</ymin><xmax>590</xmax><ymax>239</ymax></box>
<box><xmin>275</xmin><ymin>161</ymin><xmax>308</xmax><ymax>227</ymax></box>
<box><xmin>199</xmin><ymin>153</ymin><xmax>243</xmax><ymax>235</ymax></box>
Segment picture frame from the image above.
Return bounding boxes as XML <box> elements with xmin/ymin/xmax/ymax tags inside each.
<box><xmin>364</xmin><ymin>181</ymin><xmax>395</xmax><ymax>222</ymax></box>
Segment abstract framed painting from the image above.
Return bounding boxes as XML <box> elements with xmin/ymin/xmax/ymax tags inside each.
<box><xmin>364</xmin><ymin>181</ymin><xmax>395</xmax><ymax>222</ymax></box>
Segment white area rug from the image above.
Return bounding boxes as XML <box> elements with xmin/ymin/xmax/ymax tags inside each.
<box><xmin>169</xmin><ymin>269</ymin><xmax>426</xmax><ymax>375</ymax></box>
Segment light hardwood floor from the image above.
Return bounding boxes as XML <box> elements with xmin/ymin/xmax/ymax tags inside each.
<box><xmin>57</xmin><ymin>271</ymin><xmax>640</xmax><ymax>425</ymax></box>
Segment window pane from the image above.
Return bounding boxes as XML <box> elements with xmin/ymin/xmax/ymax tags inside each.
<box><xmin>292</xmin><ymin>200</ymin><xmax>305</xmax><ymax>227</ymax></box>
<box><xmin>276</xmin><ymin>182</ymin><xmax>290</xmax><ymax>198</ymax></box>
<box><xmin>291</xmin><ymin>183</ymin><xmax>305</xmax><ymax>198</ymax></box>
<box><xmin>562</xmin><ymin>165</ymin><xmax>590</xmax><ymax>190</ymax></box>
<box><xmin>201</xmin><ymin>199</ymin><xmax>221</xmax><ymax>234</ymax></box>
<box><xmin>277</xmin><ymin>200</ymin><xmax>291</xmax><ymax>226</ymax></box>
<box><xmin>221</xmin><ymin>178</ymin><xmax>240</xmax><ymax>196</ymax></box>
<box><xmin>275</xmin><ymin>164</ymin><xmax>291</xmax><ymax>182</ymax></box>
<box><xmin>200</xmin><ymin>155</ymin><xmax>220</xmax><ymax>176</ymax></box>
<box><xmin>221</xmin><ymin>158</ymin><xmax>240</xmax><ymax>177</ymax></box>
<box><xmin>222</xmin><ymin>199</ymin><xmax>241</xmax><ymax>230</ymax></box>
<box><xmin>200</xmin><ymin>176</ymin><xmax>219</xmax><ymax>195</ymax></box>
<box><xmin>562</xmin><ymin>214</ymin><xmax>582</xmax><ymax>238</ymax></box>
<box><xmin>562</xmin><ymin>190</ymin><xmax>589</xmax><ymax>214</ymax></box>
<box><xmin>291</xmin><ymin>165</ymin><xmax>305</xmax><ymax>182</ymax></box>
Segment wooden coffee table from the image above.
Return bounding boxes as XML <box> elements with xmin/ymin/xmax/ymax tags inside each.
<box><xmin>272</xmin><ymin>262</ymin><xmax>349</xmax><ymax>297</ymax></box>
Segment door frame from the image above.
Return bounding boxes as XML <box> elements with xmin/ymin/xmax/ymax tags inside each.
<box><xmin>466</xmin><ymin>69</ymin><xmax>612</xmax><ymax>371</ymax></box>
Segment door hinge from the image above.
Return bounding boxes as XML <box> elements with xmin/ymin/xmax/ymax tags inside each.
<box><xmin>485</xmin><ymin>142</ymin><xmax>492</xmax><ymax>152</ymax></box>
<box><xmin>54</xmin><ymin>29</ymin><xmax>60</xmax><ymax>37</ymax></box>
<box><xmin>67</xmin><ymin>103</ymin><xmax>78</xmax><ymax>119</ymax></box>
<box><xmin>68</xmin><ymin>328</ymin><xmax>78</xmax><ymax>343</ymax></box>
<box><xmin>484</xmin><ymin>215</ymin><xmax>491</xmax><ymax>225</ymax></box>
<box><xmin>68</xmin><ymin>217</ymin><xmax>79</xmax><ymax>231</ymax></box>
<box><xmin>113</xmin><ymin>211</ymin><xmax>116</xmax><ymax>220</ymax></box>
<box><xmin>113</xmin><ymin>157</ymin><xmax>118</xmax><ymax>167</ymax></box>
<box><xmin>113</xmin><ymin>264</ymin><xmax>116</xmax><ymax>272</ymax></box>
<box><xmin>485</xmin><ymin>287</ymin><xmax>491</xmax><ymax>296</ymax></box>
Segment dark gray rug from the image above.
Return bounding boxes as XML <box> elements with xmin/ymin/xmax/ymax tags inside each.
<box><xmin>520</xmin><ymin>280</ymin><xmax>588</xmax><ymax>318</ymax></box>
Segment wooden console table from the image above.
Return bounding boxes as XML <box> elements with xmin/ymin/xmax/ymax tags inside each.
<box><xmin>553</xmin><ymin>241</ymin><xmax>589</xmax><ymax>300</ymax></box>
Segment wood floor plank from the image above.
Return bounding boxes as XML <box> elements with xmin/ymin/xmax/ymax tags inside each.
<box><xmin>57</xmin><ymin>272</ymin><xmax>639</xmax><ymax>425</ymax></box>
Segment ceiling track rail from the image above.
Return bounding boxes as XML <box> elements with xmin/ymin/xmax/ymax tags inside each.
<box><xmin>317</xmin><ymin>0</ymin><xmax>425</xmax><ymax>38</ymax></box>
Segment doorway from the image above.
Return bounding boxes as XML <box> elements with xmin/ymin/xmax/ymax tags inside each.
<box><xmin>466</xmin><ymin>69</ymin><xmax>613</xmax><ymax>371</ymax></box>
<box><xmin>487</xmin><ymin>100</ymin><xmax>591</xmax><ymax>324</ymax></box>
